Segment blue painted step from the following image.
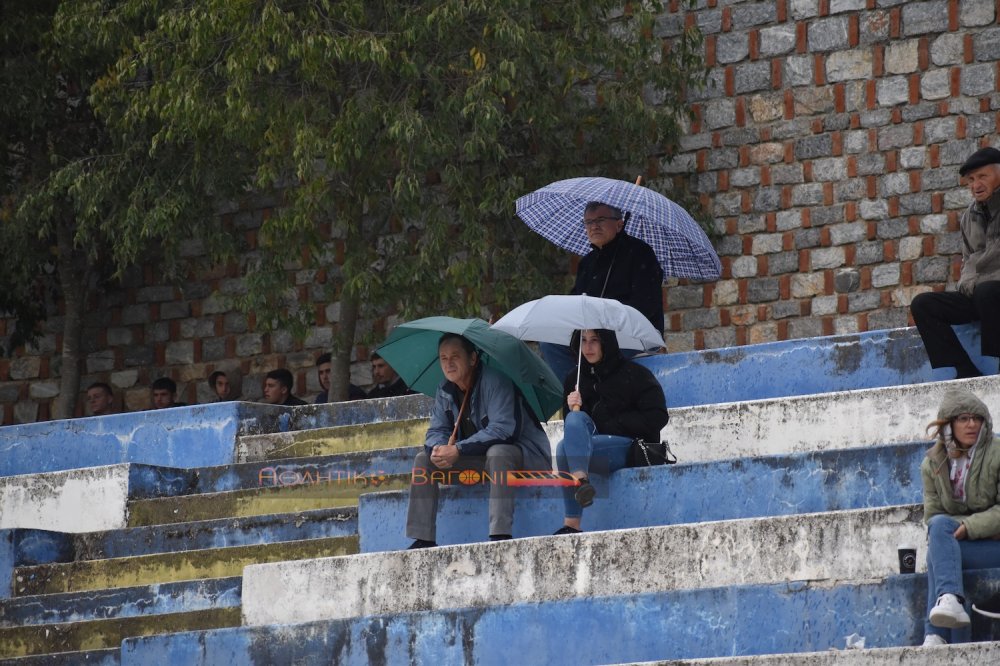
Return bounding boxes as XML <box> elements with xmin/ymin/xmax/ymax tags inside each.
<box><xmin>0</xmin><ymin>577</ymin><xmax>240</xmax><ymax>628</ymax></box>
<box><xmin>360</xmin><ymin>441</ymin><xmax>928</xmax><ymax>552</ymax></box>
<box><xmin>0</xmin><ymin>648</ymin><xmax>119</xmax><ymax>665</ymax></box>
<box><xmin>118</xmin><ymin>569</ymin><xmax>1000</xmax><ymax>665</ymax></box>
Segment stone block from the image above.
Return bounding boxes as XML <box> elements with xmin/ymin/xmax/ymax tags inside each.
<box><xmin>105</xmin><ymin>327</ymin><xmax>133</xmax><ymax>347</ymax></box>
<box><xmin>702</xmin><ymin>327</ymin><xmax>736</xmax><ymax>349</ymax></box>
<box><xmin>180</xmin><ymin>318</ymin><xmax>217</xmax><ymax>339</ymax></box>
<box><xmin>772</xmin><ymin>118</ymin><xmax>812</xmax><ymax>140</ymax></box>
<box><xmin>136</xmin><ymin>286</ymin><xmax>175</xmax><ymax>303</ymax></box>
<box><xmin>237</xmin><ymin>334</ymin><xmax>264</xmax><ymax>357</ymax></box>
<box><xmin>900</xmin><ymin>102</ymin><xmax>938</xmax><ymax>122</ymax></box>
<box><xmin>220</xmin><ymin>278</ymin><xmax>248</xmax><ymax>296</ymax></box>
<box><xmin>715</xmin><ymin>236</ymin><xmax>743</xmax><ymax>257</ymax></box>
<box><xmin>920</xmin><ymin>69</ymin><xmax>951</xmax><ymax>100</ymax></box>
<box><xmin>973</xmin><ymin>26</ymin><xmax>1000</xmax><ymax>61</ymax></box>
<box><xmin>728</xmin><ymin>304</ymin><xmax>757</xmax><ymax>327</ymax></box>
<box><xmin>733</xmin><ymin>61</ymin><xmax>772</xmax><ymax>94</ymax></box>
<box><xmin>843</xmin><ymin>129</ymin><xmax>868</xmax><ymax>154</ymax></box>
<box><xmin>961</xmin><ymin>63</ymin><xmax>996</xmax><ymax>97</ymax></box>
<box><xmin>201</xmin><ymin>293</ymin><xmax>230</xmax><ymax>315</ymax></box>
<box><xmin>788</xmin><ymin>317</ymin><xmax>824</xmax><ymax>339</ymax></box>
<box><xmin>747</xmin><ymin>321</ymin><xmax>778</xmax><ymax>344</ymax></box>
<box><xmin>794</xmin><ymin>86</ymin><xmax>835</xmax><ymax>115</ymax></box>
<box><xmin>968</xmin><ymin>113</ymin><xmax>997</xmax><ymax>138</ymax></box>
<box><xmin>691</xmin><ymin>172</ymin><xmax>718</xmax><ymax>193</ymax></box>
<box><xmin>875</xmin><ymin>76</ymin><xmax>910</xmax><ymax>106</ymax></box>
<box><xmin>668</xmin><ymin>285</ymin><xmax>706</xmax><ymax>310</ymax></box>
<box><xmin>879</xmin><ymin>173</ymin><xmax>912</xmax><ymax>197</ymax></box>
<box><xmin>944</xmin><ymin>188</ymin><xmax>973</xmax><ymax>209</ymax></box>
<box><xmin>811</xmin><ymin>205</ymin><xmax>846</xmax><ymax>227</ymax></box>
<box><xmin>730</xmin><ymin>168</ymin><xmax>761</xmax><ymax>188</ymax></box>
<box><xmin>940</xmin><ymin>139</ymin><xmax>979</xmax><ymax>166</ymax></box>
<box><xmin>919</xmin><ymin>214</ymin><xmax>948</xmax><ymax>234</ymax></box>
<box><xmin>833</xmin><ymin>178</ymin><xmax>868</xmax><ymax>202</ymax></box>
<box><xmin>877</xmin><ymin>123</ymin><xmax>913</xmax><ymax>150</ymax></box>
<box><xmin>687</xmin><ymin>71</ymin><xmax>725</xmax><ymax>102</ymax></box>
<box><xmin>695</xmin><ymin>8</ymin><xmax>722</xmax><ymax>34</ymax></box>
<box><xmin>14</xmin><ymin>401</ymin><xmax>38</xmax><ymax>424</ymax></box>
<box><xmin>794</xmin><ymin>134</ymin><xmax>833</xmax><ymax>160</ymax></box>
<box><xmin>848</xmin><ymin>290</ymin><xmax>881</xmax><ymax>312</ymax></box>
<box><xmin>898</xmin><ymin>193</ymin><xmax>932</xmax><ymax>216</ymax></box>
<box><xmin>751</xmin><ymin>233</ymin><xmax>783</xmax><ymax>255</ymax></box>
<box><xmin>811</xmin><ymin>157</ymin><xmax>848</xmax><ymax>182</ymax></box>
<box><xmin>124</xmin><ymin>345</ymin><xmax>154</xmax><ymax>368</ymax></box>
<box><xmin>876</xmin><ymin>218</ymin><xmax>910</xmax><ymax>239</ymax></box>
<box><xmin>165</xmin><ymin>341</ymin><xmax>195</xmax><ymax>366</ymax></box>
<box><xmin>826</xmin><ymin>49</ymin><xmax>872</xmax><ymax>82</ymax></box>
<box><xmin>795</xmin><ymin>228</ymin><xmax>821</xmax><ymax>249</ymax></box>
<box><xmin>0</xmin><ymin>383</ymin><xmax>21</xmax><ymax>402</ymax></box>
<box><xmin>859</xmin><ymin>109</ymin><xmax>892</xmax><ymax>128</ymax></box>
<box><xmin>86</xmin><ymin>350</ymin><xmax>116</xmax><ymax>373</ymax></box>
<box><xmin>914</xmin><ymin>256</ymin><xmax>949</xmax><ymax>283</ymax></box>
<box><xmin>869</xmin><ymin>307</ymin><xmax>910</xmax><ymax>330</ymax></box>
<box><xmin>753</xmin><ymin>187</ymin><xmax>782</xmax><ymax>212</ymax></box>
<box><xmin>159</xmin><ymin>301</ymin><xmax>190</xmax><ymax>320</ymax></box>
<box><xmin>706</xmin><ymin>147</ymin><xmax>740</xmax><ymax>170</ymax></box>
<box><xmin>859</xmin><ymin>10</ymin><xmax>891</xmax><ymax>45</ymax></box>
<box><xmin>902</xmin><ymin>1</ymin><xmax>949</xmax><ymax>36</ymax></box>
<box><xmin>829</xmin><ymin>0</ymin><xmax>865</xmax><ymax>13</ymax></box>
<box><xmin>885</xmin><ymin>40</ymin><xmax>919</xmax><ymax>74</ymax></box>
<box><xmin>936</xmin><ymin>231</ymin><xmax>964</xmax><ymax>255</ymax></box>
<box><xmin>712</xmin><ymin>281</ymin><xmax>739</xmax><ymax>306</ymax></box>
<box><xmin>654</xmin><ymin>12</ymin><xmax>684</xmax><ymax>38</ymax></box>
<box><xmin>790</xmin><ymin>183</ymin><xmax>825</xmax><ymax>206</ymax></box>
<box><xmin>202</xmin><ymin>337</ymin><xmax>227</xmax><ymax>362</ymax></box>
<box><xmin>731</xmin><ymin>256</ymin><xmax>758</xmax><ymax>279</ymax></box>
<box><xmin>663</xmin><ymin>332</ymin><xmax>695</xmax><ymax>354</ymax></box>
<box><xmin>9</xmin><ymin>357</ymin><xmax>41</xmax><ymax>381</ymax></box>
<box><xmin>683</xmin><ymin>309</ymin><xmax>720</xmax><ymax>331</ymax></box>
<box><xmin>759</xmin><ymin>25</ymin><xmax>796</xmax><ymax>57</ymax></box>
<box><xmin>747</xmin><ymin>278</ymin><xmax>779</xmax><ymax>303</ymax></box>
<box><xmin>776</xmin><ymin>210</ymin><xmax>803</xmax><ymax>231</ymax></box>
<box><xmin>811</xmin><ymin>247</ymin><xmax>846</xmax><ymax>270</ymax></box>
<box><xmin>930</xmin><ymin>33</ymin><xmax>964</xmax><ymax>66</ymax></box>
<box><xmin>771</xmin><ymin>165</ymin><xmax>804</xmax><ymax>184</ymax></box>
<box><xmin>121</xmin><ymin>305</ymin><xmax>150</xmax><ymax>326</ymax></box>
<box><xmin>962</xmin><ymin>3</ymin><xmax>996</xmax><ymax>27</ymax></box>
<box><xmin>832</xmin><ymin>316</ymin><xmax>860</xmax><ymax>334</ymax></box>
<box><xmin>269</xmin><ymin>330</ymin><xmax>295</xmax><ymax>354</ymax></box>
<box><xmin>731</xmin><ymin>3</ymin><xmax>776</xmax><ymax>30</ymax></box>
<box><xmin>660</xmin><ymin>153</ymin><xmax>696</xmax><ymax>173</ymax></box>
<box><xmin>872</xmin><ymin>263</ymin><xmax>901</xmax><ymax>288</ymax></box>
<box><xmin>829</xmin><ymin>222</ymin><xmax>867</xmax><ymax>245</ymax></box>
<box><xmin>703</xmin><ymin>98</ymin><xmax>736</xmax><ymax>130</ymax></box>
<box><xmin>304</xmin><ymin>327</ymin><xmax>333</xmax><ymax>349</ymax></box>
<box><xmin>899</xmin><ymin>147</ymin><xmax>927</xmax><ymax>170</ymax></box>
<box><xmin>110</xmin><ymin>369</ymin><xmax>139</xmax><ymax>388</ymax></box>
<box><xmin>898</xmin><ymin>237</ymin><xmax>924</xmax><ymax>262</ymax></box>
<box><xmin>859</xmin><ymin>198</ymin><xmax>888</xmax><ymax>220</ymax></box>
<box><xmin>716</xmin><ymin>32</ymin><xmax>749</xmax><ymax>65</ymax></box>
<box><xmin>812</xmin><ymin>295</ymin><xmax>838</xmax><ymax>315</ymax></box>
<box><xmin>737</xmin><ymin>214</ymin><xmax>767</xmax><ymax>235</ymax></box>
<box><xmin>28</xmin><ymin>380</ymin><xmax>59</xmax><ymax>400</ymax></box>
<box><xmin>808</xmin><ymin>17</ymin><xmax>849</xmax><ymax>52</ymax></box>
<box><xmin>834</xmin><ymin>268</ymin><xmax>861</xmax><ymax>293</ymax></box>
<box><xmin>770</xmin><ymin>300</ymin><xmax>801</xmax><ymax>319</ymax></box>
<box><xmin>721</xmin><ymin>128</ymin><xmax>761</xmax><ymax>147</ymax></box>
<box><xmin>790</xmin><ymin>0</ymin><xmax>819</xmax><ymax>20</ymax></box>
<box><xmin>768</xmin><ymin>251</ymin><xmax>800</xmax><ymax>275</ymax></box>
<box><xmin>783</xmin><ymin>55</ymin><xmax>814</xmax><ymax>87</ymax></box>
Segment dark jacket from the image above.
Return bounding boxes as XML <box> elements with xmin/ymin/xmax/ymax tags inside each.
<box><xmin>315</xmin><ymin>384</ymin><xmax>366</xmax><ymax>404</ymax></box>
<box><xmin>283</xmin><ymin>394</ymin><xmax>307</xmax><ymax>406</ymax></box>
<box><xmin>571</xmin><ymin>232</ymin><xmax>664</xmax><ymax>332</ymax></box>
<box><xmin>367</xmin><ymin>377</ymin><xmax>414</xmax><ymax>400</ymax></box>
<box><xmin>562</xmin><ymin>329</ymin><xmax>669</xmax><ymax>443</ymax></box>
<box><xmin>958</xmin><ymin>188</ymin><xmax>1000</xmax><ymax>296</ymax></box>
<box><xmin>922</xmin><ymin>388</ymin><xmax>1000</xmax><ymax>539</ymax></box>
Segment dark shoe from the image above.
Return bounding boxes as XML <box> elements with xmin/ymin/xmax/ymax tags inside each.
<box><xmin>489</xmin><ymin>534</ymin><xmax>512</xmax><ymax>541</ymax></box>
<box><xmin>408</xmin><ymin>539</ymin><xmax>437</xmax><ymax>549</ymax></box>
<box><xmin>574</xmin><ymin>479</ymin><xmax>596</xmax><ymax>508</ymax></box>
<box><xmin>553</xmin><ymin>526</ymin><xmax>582</xmax><ymax>535</ymax></box>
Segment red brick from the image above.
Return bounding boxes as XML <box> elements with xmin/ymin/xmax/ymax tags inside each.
<box><xmin>779</xmin><ymin>275</ymin><xmax>790</xmax><ymax>300</ymax></box>
<box><xmin>888</xmin><ymin>197</ymin><xmax>899</xmax><ymax>217</ymax></box>
<box><xmin>796</xmin><ymin>23</ymin><xmax>808</xmax><ymax>54</ymax></box>
<box><xmin>814</xmin><ymin>54</ymin><xmax>826</xmax><ymax>86</ymax></box>
<box><xmin>823</xmin><ymin>182</ymin><xmax>834</xmax><ymax>206</ymax></box>
<box><xmin>771</xmin><ymin>58</ymin><xmax>783</xmax><ymax>89</ymax></box>
<box><xmin>776</xmin><ymin>0</ymin><xmax>787</xmax><ymax>22</ymax></box>
<box><xmin>802</xmin><ymin>208</ymin><xmax>812</xmax><ymax>228</ymax></box>
<box><xmin>825</xmin><ymin>270</ymin><xmax>835</xmax><ymax>294</ymax></box>
<box><xmin>865</xmin><ymin>79</ymin><xmax>877</xmax><ymax>109</ymax></box>
<box><xmin>889</xmin><ymin>8</ymin><xmax>901</xmax><ymax>39</ymax></box>
<box><xmin>822</xmin><ymin>317</ymin><xmax>834</xmax><ymax>336</ymax></box>
<box><xmin>777</xmin><ymin>320</ymin><xmax>789</xmax><ymax>340</ymax></box>
<box><xmin>735</xmin><ymin>97</ymin><xmax>746</xmax><ymax>127</ymax></box>
<box><xmin>724</xmin><ymin>66</ymin><xmax>735</xmax><ymax>96</ymax></box>
<box><xmin>913</xmin><ymin>121</ymin><xmax>924</xmax><ymax>146</ymax></box>
<box><xmin>918</xmin><ymin>37</ymin><xmax>930</xmax><ymax>71</ymax></box>
<box><xmin>705</xmin><ymin>36</ymin><xmax>717</xmax><ymax>67</ymax></box>
<box><xmin>950</xmin><ymin>67</ymin><xmax>961</xmax><ymax>96</ymax></box>
<box><xmin>784</xmin><ymin>89</ymin><xmax>795</xmax><ymax>119</ymax></box>
<box><xmin>834</xmin><ymin>84</ymin><xmax>846</xmax><ymax>113</ymax></box>
<box><xmin>857</xmin><ymin>312</ymin><xmax>869</xmax><ymax>331</ymax></box>
<box><xmin>908</xmin><ymin>74</ymin><xmax>920</xmax><ymax>104</ymax></box>
<box><xmin>738</xmin><ymin>280</ymin><xmax>749</xmax><ymax>304</ymax></box>
<box><xmin>736</xmin><ymin>327</ymin><xmax>747</xmax><ymax>346</ymax></box>
<box><xmin>799</xmin><ymin>249</ymin><xmax>811</xmax><ymax>272</ymax></box>
<box><xmin>758</xmin><ymin>256</ymin><xmax>769</xmax><ymax>275</ymax></box>
<box><xmin>761</xmin><ymin>165</ymin><xmax>772</xmax><ymax>187</ymax></box>
<box><xmin>783</xmin><ymin>231</ymin><xmax>795</xmax><ymax>251</ymax></box>
<box><xmin>766</xmin><ymin>213</ymin><xmax>777</xmax><ymax>233</ymax></box>
<box><xmin>884</xmin><ymin>241</ymin><xmax>897</xmax><ymax>262</ymax></box>
<box><xmin>670</xmin><ymin>313</ymin><xmax>682</xmax><ymax>331</ymax></box>
<box><xmin>693</xmin><ymin>330</ymin><xmax>705</xmax><ymax>350</ymax></box>
<box><xmin>819</xmin><ymin>0</ymin><xmax>830</xmax><ymax>16</ymax></box>
<box><xmin>948</xmin><ymin>0</ymin><xmax>959</xmax><ymax>31</ymax></box>
<box><xmin>931</xmin><ymin>192</ymin><xmax>944</xmax><ymax>213</ymax></box>
<box><xmin>860</xmin><ymin>267</ymin><xmax>872</xmax><ymax>290</ymax></box>
<box><xmin>922</xmin><ymin>236</ymin><xmax>935</xmax><ymax>256</ymax></box>
<box><xmin>901</xmin><ymin>261</ymin><xmax>913</xmax><ymax>286</ymax></box>
<box><xmin>909</xmin><ymin>171</ymin><xmax>921</xmax><ymax>192</ymax></box>
<box><xmin>722</xmin><ymin>6</ymin><xmax>732</xmax><ymax>31</ymax></box>
<box><xmin>748</xmin><ymin>31</ymin><xmax>760</xmax><ymax>61</ymax></box>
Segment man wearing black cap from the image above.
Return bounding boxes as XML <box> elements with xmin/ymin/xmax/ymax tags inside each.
<box><xmin>911</xmin><ymin>146</ymin><xmax>1000</xmax><ymax>378</ymax></box>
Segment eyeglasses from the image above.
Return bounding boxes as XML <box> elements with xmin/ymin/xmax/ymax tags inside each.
<box><xmin>955</xmin><ymin>414</ymin><xmax>985</xmax><ymax>425</ymax></box>
<box><xmin>582</xmin><ymin>216</ymin><xmax>619</xmax><ymax>227</ymax></box>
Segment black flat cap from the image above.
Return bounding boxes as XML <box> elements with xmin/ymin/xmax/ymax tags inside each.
<box><xmin>959</xmin><ymin>146</ymin><xmax>1000</xmax><ymax>176</ymax></box>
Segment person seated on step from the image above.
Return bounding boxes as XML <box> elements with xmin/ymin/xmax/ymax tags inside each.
<box><xmin>405</xmin><ymin>333</ymin><xmax>552</xmax><ymax>548</ymax></box>
<box><xmin>920</xmin><ymin>387</ymin><xmax>1000</xmax><ymax>647</ymax></box>
<box><xmin>553</xmin><ymin>328</ymin><xmax>669</xmax><ymax>535</ymax></box>
<box><xmin>208</xmin><ymin>370</ymin><xmax>233</xmax><ymax>402</ymax></box>
<box><xmin>911</xmin><ymin>147</ymin><xmax>1000</xmax><ymax>379</ymax></box>
<box><xmin>151</xmin><ymin>376</ymin><xmax>187</xmax><ymax>409</ymax></box>
<box><xmin>313</xmin><ymin>352</ymin><xmax>366</xmax><ymax>403</ymax></box>
<box><xmin>366</xmin><ymin>352</ymin><xmax>414</xmax><ymax>399</ymax></box>
<box><xmin>262</xmin><ymin>368</ymin><xmax>307</xmax><ymax>406</ymax></box>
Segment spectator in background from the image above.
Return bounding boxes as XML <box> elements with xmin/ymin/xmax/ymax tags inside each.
<box><xmin>151</xmin><ymin>377</ymin><xmax>186</xmax><ymax>409</ymax></box>
<box><xmin>367</xmin><ymin>352</ymin><xmax>413</xmax><ymax>399</ymax></box>
<box><xmin>314</xmin><ymin>352</ymin><xmax>365</xmax><ymax>403</ymax></box>
<box><xmin>86</xmin><ymin>382</ymin><xmax>116</xmax><ymax>416</ymax></box>
<box><xmin>262</xmin><ymin>368</ymin><xmax>307</xmax><ymax>406</ymax></box>
<box><xmin>208</xmin><ymin>371</ymin><xmax>232</xmax><ymax>402</ymax></box>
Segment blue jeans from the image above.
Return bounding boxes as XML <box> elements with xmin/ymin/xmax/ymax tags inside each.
<box><xmin>540</xmin><ymin>342</ymin><xmax>641</xmax><ymax>387</ymax></box>
<box><xmin>924</xmin><ymin>514</ymin><xmax>1000</xmax><ymax>641</ymax></box>
<box><xmin>555</xmin><ymin>411</ymin><xmax>631</xmax><ymax>519</ymax></box>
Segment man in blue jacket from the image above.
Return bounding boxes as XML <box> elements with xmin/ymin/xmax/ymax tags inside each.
<box><xmin>406</xmin><ymin>333</ymin><xmax>552</xmax><ymax>548</ymax></box>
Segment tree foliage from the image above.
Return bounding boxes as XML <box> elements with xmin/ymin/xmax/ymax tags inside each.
<box><xmin>7</xmin><ymin>0</ymin><xmax>705</xmax><ymax>403</ymax></box>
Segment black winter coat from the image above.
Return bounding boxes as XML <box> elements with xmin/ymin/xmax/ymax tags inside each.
<box><xmin>571</xmin><ymin>232</ymin><xmax>664</xmax><ymax>332</ymax></box>
<box><xmin>562</xmin><ymin>329</ymin><xmax>669</xmax><ymax>443</ymax></box>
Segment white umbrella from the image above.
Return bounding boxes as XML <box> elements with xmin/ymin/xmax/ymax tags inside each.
<box><xmin>492</xmin><ymin>294</ymin><xmax>664</xmax><ymax>352</ymax></box>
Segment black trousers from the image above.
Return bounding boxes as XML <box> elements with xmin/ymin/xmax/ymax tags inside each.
<box><xmin>911</xmin><ymin>280</ymin><xmax>1000</xmax><ymax>369</ymax></box>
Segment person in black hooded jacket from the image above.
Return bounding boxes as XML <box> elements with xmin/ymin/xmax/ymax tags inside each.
<box><xmin>553</xmin><ymin>328</ymin><xmax>669</xmax><ymax>534</ymax></box>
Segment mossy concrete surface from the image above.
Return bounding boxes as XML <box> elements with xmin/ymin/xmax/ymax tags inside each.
<box><xmin>126</xmin><ymin>474</ymin><xmax>410</xmax><ymax>526</ymax></box>
<box><xmin>13</xmin><ymin>536</ymin><xmax>358</xmax><ymax>596</ymax></box>
<box><xmin>236</xmin><ymin>418</ymin><xmax>430</xmax><ymax>462</ymax></box>
<box><xmin>0</xmin><ymin>607</ymin><xmax>241</xmax><ymax>658</ymax></box>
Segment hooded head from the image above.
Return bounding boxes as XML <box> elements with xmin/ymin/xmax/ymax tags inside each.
<box><xmin>569</xmin><ymin>328</ymin><xmax>623</xmax><ymax>373</ymax></box>
<box><xmin>933</xmin><ymin>388</ymin><xmax>994</xmax><ymax>456</ymax></box>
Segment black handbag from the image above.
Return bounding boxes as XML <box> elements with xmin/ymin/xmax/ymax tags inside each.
<box><xmin>627</xmin><ymin>438</ymin><xmax>677</xmax><ymax>467</ymax></box>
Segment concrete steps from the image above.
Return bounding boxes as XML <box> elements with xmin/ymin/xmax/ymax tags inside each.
<box><xmin>628</xmin><ymin>642</ymin><xmax>1000</xmax><ymax>665</ymax></box>
<box><xmin>236</xmin><ymin>418</ymin><xmax>428</xmax><ymax>462</ymax></box>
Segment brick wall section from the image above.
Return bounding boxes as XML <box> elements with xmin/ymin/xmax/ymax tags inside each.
<box><xmin>657</xmin><ymin>0</ymin><xmax>1000</xmax><ymax>352</ymax></box>
<box><xmin>2</xmin><ymin>0</ymin><xmax>999</xmax><ymax>424</ymax></box>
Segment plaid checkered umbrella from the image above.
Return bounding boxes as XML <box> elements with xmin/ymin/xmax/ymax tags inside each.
<box><xmin>515</xmin><ymin>177</ymin><xmax>721</xmax><ymax>281</ymax></box>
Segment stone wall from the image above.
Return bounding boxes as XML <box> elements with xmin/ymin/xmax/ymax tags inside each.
<box><xmin>1</xmin><ymin>0</ymin><xmax>998</xmax><ymax>424</ymax></box>
<box><xmin>657</xmin><ymin>0</ymin><xmax>999</xmax><ymax>351</ymax></box>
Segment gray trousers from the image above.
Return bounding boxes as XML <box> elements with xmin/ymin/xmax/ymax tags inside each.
<box><xmin>405</xmin><ymin>444</ymin><xmax>523</xmax><ymax>542</ymax></box>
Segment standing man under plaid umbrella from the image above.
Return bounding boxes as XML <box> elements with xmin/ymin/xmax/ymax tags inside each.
<box><xmin>541</xmin><ymin>201</ymin><xmax>663</xmax><ymax>383</ymax></box>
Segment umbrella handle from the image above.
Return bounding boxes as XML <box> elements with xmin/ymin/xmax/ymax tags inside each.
<box><xmin>571</xmin><ymin>405</ymin><xmax>580</xmax><ymax>412</ymax></box>
<box><xmin>635</xmin><ymin>175</ymin><xmax>644</xmax><ymax>186</ymax></box>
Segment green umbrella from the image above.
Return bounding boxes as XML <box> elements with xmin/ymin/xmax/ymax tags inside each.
<box><xmin>375</xmin><ymin>316</ymin><xmax>562</xmax><ymax>422</ymax></box>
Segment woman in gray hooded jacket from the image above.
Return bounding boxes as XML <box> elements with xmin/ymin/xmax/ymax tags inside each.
<box><xmin>920</xmin><ymin>388</ymin><xmax>1000</xmax><ymax>646</ymax></box>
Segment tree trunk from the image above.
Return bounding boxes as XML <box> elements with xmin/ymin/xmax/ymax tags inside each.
<box><xmin>51</xmin><ymin>222</ymin><xmax>89</xmax><ymax>420</ymax></box>
<box><xmin>329</xmin><ymin>288</ymin><xmax>361</xmax><ymax>402</ymax></box>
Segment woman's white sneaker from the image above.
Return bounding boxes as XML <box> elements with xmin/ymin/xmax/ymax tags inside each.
<box><xmin>929</xmin><ymin>593</ymin><xmax>971</xmax><ymax>628</ymax></box>
<box><xmin>921</xmin><ymin>634</ymin><xmax>947</xmax><ymax>647</ymax></box>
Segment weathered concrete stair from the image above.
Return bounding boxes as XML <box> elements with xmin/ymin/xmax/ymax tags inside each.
<box><xmin>236</xmin><ymin>418</ymin><xmax>428</xmax><ymax>462</ymax></box>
